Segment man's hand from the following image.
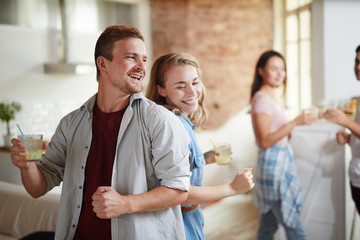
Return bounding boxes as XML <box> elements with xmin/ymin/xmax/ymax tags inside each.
<box><xmin>336</xmin><ymin>130</ymin><xmax>350</xmax><ymax>145</ymax></box>
<box><xmin>10</xmin><ymin>138</ymin><xmax>36</xmax><ymax>169</ymax></box>
<box><xmin>324</xmin><ymin>109</ymin><xmax>350</xmax><ymax>126</ymax></box>
<box><xmin>92</xmin><ymin>186</ymin><xmax>131</xmax><ymax>219</ymax></box>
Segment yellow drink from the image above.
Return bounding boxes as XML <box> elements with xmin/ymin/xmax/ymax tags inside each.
<box><xmin>19</xmin><ymin>150</ymin><xmax>42</xmax><ymax>160</ymax></box>
<box><xmin>215</xmin><ymin>144</ymin><xmax>232</xmax><ymax>165</ymax></box>
<box><xmin>18</xmin><ymin>134</ymin><xmax>43</xmax><ymax>161</ymax></box>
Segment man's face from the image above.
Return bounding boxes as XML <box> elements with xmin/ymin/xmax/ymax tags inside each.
<box><xmin>355</xmin><ymin>51</ymin><xmax>360</xmax><ymax>80</ymax></box>
<box><xmin>105</xmin><ymin>38</ymin><xmax>147</xmax><ymax>95</ymax></box>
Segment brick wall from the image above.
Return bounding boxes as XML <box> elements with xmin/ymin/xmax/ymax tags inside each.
<box><xmin>150</xmin><ymin>0</ymin><xmax>274</xmax><ymax>129</ymax></box>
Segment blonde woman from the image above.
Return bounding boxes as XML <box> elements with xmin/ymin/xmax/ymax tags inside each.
<box><xmin>146</xmin><ymin>52</ymin><xmax>254</xmax><ymax>240</ymax></box>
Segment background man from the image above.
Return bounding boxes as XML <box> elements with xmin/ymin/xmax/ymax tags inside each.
<box><xmin>325</xmin><ymin>45</ymin><xmax>360</xmax><ymax>214</ymax></box>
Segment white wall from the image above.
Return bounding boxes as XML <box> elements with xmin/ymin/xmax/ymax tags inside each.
<box><xmin>0</xmin><ymin>25</ymin><xmax>99</xmax><ymax>142</ymax></box>
<box><xmin>312</xmin><ymin>0</ymin><xmax>360</xmax><ymax>106</ymax></box>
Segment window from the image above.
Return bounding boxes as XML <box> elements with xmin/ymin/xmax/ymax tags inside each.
<box><xmin>284</xmin><ymin>0</ymin><xmax>312</xmax><ymax>115</ymax></box>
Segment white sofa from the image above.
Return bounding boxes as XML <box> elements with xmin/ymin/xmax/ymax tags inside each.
<box><xmin>0</xmin><ymin>181</ymin><xmax>60</xmax><ymax>240</ymax></box>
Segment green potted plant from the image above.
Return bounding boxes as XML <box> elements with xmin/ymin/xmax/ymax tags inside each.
<box><xmin>0</xmin><ymin>101</ymin><xmax>22</xmax><ymax>147</ymax></box>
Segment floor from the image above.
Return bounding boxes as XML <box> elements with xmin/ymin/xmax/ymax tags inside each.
<box><xmin>203</xmin><ymin>194</ymin><xmax>259</xmax><ymax>240</ymax></box>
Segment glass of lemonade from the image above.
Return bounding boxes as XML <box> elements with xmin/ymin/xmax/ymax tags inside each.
<box><xmin>214</xmin><ymin>143</ymin><xmax>232</xmax><ymax>165</ymax></box>
<box><xmin>18</xmin><ymin>134</ymin><xmax>43</xmax><ymax>161</ymax></box>
<box><xmin>303</xmin><ymin>106</ymin><xmax>318</xmax><ymax>119</ymax></box>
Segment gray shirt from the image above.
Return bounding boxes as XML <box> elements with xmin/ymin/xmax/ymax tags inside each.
<box><xmin>37</xmin><ymin>93</ymin><xmax>191</xmax><ymax>240</ymax></box>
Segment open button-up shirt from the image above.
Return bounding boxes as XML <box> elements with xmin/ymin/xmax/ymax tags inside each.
<box><xmin>37</xmin><ymin>93</ymin><xmax>191</xmax><ymax>240</ymax></box>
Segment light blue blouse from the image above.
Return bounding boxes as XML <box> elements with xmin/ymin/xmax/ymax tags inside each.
<box><xmin>178</xmin><ymin>114</ymin><xmax>206</xmax><ymax>240</ymax></box>
<box><xmin>177</xmin><ymin>114</ymin><xmax>206</xmax><ymax>187</ymax></box>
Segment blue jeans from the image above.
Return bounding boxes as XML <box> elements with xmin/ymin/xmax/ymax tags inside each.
<box><xmin>182</xmin><ymin>205</ymin><xmax>205</xmax><ymax>240</ymax></box>
<box><xmin>257</xmin><ymin>201</ymin><xmax>306</xmax><ymax>240</ymax></box>
<box><xmin>350</xmin><ymin>181</ymin><xmax>360</xmax><ymax>214</ymax></box>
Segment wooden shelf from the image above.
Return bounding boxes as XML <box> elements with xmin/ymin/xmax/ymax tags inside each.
<box><xmin>0</xmin><ymin>146</ymin><xmax>10</xmax><ymax>152</ymax></box>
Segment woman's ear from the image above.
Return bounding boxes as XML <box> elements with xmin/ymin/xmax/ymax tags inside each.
<box><xmin>157</xmin><ymin>85</ymin><xmax>167</xmax><ymax>97</ymax></box>
<box><xmin>258</xmin><ymin>67</ymin><xmax>264</xmax><ymax>77</ymax></box>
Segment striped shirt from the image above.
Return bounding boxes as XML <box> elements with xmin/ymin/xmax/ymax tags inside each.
<box><xmin>251</xmin><ymin>91</ymin><xmax>288</xmax><ymax>146</ymax></box>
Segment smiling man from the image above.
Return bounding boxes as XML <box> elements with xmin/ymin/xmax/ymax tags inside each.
<box><xmin>10</xmin><ymin>25</ymin><xmax>191</xmax><ymax>240</ymax></box>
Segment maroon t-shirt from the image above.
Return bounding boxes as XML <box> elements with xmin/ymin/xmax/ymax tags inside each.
<box><xmin>74</xmin><ymin>104</ymin><xmax>125</xmax><ymax>240</ymax></box>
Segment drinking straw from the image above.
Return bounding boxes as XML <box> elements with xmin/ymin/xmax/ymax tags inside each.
<box><xmin>16</xmin><ymin>123</ymin><xmax>32</xmax><ymax>152</ymax></box>
<box><xmin>209</xmin><ymin>139</ymin><xmax>219</xmax><ymax>152</ymax></box>
<box><xmin>333</xmin><ymin>101</ymin><xmax>339</xmax><ymax>109</ymax></box>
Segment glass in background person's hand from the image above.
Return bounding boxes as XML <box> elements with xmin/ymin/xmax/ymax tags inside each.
<box><xmin>303</xmin><ymin>106</ymin><xmax>318</xmax><ymax>120</ymax></box>
<box><xmin>213</xmin><ymin>143</ymin><xmax>232</xmax><ymax>165</ymax></box>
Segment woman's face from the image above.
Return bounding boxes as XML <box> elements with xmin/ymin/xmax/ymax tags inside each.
<box><xmin>259</xmin><ymin>56</ymin><xmax>286</xmax><ymax>88</ymax></box>
<box><xmin>157</xmin><ymin>65</ymin><xmax>202</xmax><ymax>116</ymax></box>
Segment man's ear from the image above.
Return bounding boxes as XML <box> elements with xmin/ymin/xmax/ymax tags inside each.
<box><xmin>157</xmin><ymin>85</ymin><xmax>167</xmax><ymax>97</ymax></box>
<box><xmin>97</xmin><ymin>56</ymin><xmax>107</xmax><ymax>72</ymax></box>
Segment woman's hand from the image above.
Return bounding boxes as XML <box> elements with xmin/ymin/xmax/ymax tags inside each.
<box><xmin>293</xmin><ymin>112</ymin><xmax>317</xmax><ymax>126</ymax></box>
<box><xmin>230</xmin><ymin>168</ymin><xmax>255</xmax><ymax>195</ymax></box>
<box><xmin>204</xmin><ymin>150</ymin><xmax>218</xmax><ymax>164</ymax></box>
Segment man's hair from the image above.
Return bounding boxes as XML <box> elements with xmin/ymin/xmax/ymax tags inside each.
<box><xmin>94</xmin><ymin>25</ymin><xmax>144</xmax><ymax>81</ymax></box>
<box><xmin>356</xmin><ymin>45</ymin><xmax>360</xmax><ymax>53</ymax></box>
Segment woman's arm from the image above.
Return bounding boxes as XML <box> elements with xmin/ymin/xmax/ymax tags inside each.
<box><xmin>253</xmin><ymin>113</ymin><xmax>296</xmax><ymax>149</ymax></box>
<box><xmin>254</xmin><ymin>112</ymin><xmax>316</xmax><ymax>150</ymax></box>
<box><xmin>181</xmin><ymin>168</ymin><xmax>254</xmax><ymax>205</ymax></box>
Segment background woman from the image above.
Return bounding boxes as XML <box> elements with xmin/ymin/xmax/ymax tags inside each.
<box><xmin>146</xmin><ymin>52</ymin><xmax>254</xmax><ymax>240</ymax></box>
<box><xmin>250</xmin><ymin>50</ymin><xmax>316</xmax><ymax>240</ymax></box>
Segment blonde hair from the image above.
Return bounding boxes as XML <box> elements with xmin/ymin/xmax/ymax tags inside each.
<box><xmin>146</xmin><ymin>52</ymin><xmax>208</xmax><ymax>127</ymax></box>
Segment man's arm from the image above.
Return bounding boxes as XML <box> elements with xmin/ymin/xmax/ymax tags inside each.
<box><xmin>325</xmin><ymin>109</ymin><xmax>360</xmax><ymax>138</ymax></box>
<box><xmin>92</xmin><ymin>186</ymin><xmax>188</xmax><ymax>219</ymax></box>
<box><xmin>345</xmin><ymin>119</ymin><xmax>360</xmax><ymax>138</ymax></box>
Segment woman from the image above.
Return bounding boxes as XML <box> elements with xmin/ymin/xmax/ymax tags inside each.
<box><xmin>146</xmin><ymin>52</ymin><xmax>254</xmax><ymax>240</ymax></box>
<box><xmin>250</xmin><ymin>50</ymin><xmax>316</xmax><ymax>240</ymax></box>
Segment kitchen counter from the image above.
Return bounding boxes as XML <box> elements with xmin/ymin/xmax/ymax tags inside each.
<box><xmin>276</xmin><ymin>119</ymin><xmax>355</xmax><ymax>240</ymax></box>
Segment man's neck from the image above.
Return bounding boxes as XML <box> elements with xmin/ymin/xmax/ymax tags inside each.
<box><xmin>97</xmin><ymin>87</ymin><xmax>131</xmax><ymax>113</ymax></box>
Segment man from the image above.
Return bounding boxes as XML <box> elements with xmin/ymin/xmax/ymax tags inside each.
<box><xmin>10</xmin><ymin>25</ymin><xmax>191</xmax><ymax>239</ymax></box>
<box><xmin>325</xmin><ymin>45</ymin><xmax>360</xmax><ymax>214</ymax></box>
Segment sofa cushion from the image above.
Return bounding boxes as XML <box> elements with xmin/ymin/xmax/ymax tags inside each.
<box><xmin>0</xmin><ymin>181</ymin><xmax>60</xmax><ymax>239</ymax></box>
